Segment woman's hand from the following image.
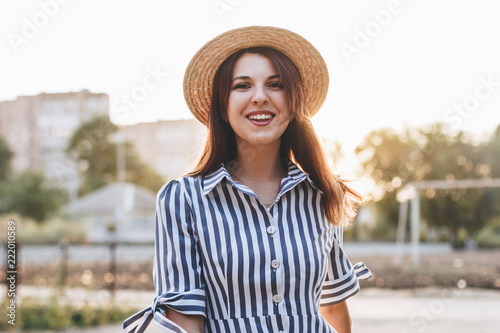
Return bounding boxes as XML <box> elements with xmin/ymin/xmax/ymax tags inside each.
<box><xmin>164</xmin><ymin>308</ymin><xmax>205</xmax><ymax>333</ymax></box>
<box><xmin>320</xmin><ymin>300</ymin><xmax>352</xmax><ymax>333</ymax></box>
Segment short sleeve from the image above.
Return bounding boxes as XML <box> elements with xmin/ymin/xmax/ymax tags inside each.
<box><xmin>123</xmin><ymin>180</ymin><xmax>206</xmax><ymax>333</ymax></box>
<box><xmin>320</xmin><ymin>226</ymin><xmax>372</xmax><ymax>307</ymax></box>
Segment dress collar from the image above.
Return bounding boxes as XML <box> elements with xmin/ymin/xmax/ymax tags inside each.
<box><xmin>202</xmin><ymin>159</ymin><xmax>322</xmax><ymax>196</ymax></box>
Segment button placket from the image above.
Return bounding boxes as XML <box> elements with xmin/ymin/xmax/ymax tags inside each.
<box><xmin>268</xmin><ymin>213</ymin><xmax>285</xmax><ymax>313</ymax></box>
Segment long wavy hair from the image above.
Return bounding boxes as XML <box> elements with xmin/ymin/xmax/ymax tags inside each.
<box><xmin>187</xmin><ymin>47</ymin><xmax>361</xmax><ymax>225</ymax></box>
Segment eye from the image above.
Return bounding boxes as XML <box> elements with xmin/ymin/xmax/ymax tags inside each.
<box><xmin>233</xmin><ymin>83</ymin><xmax>251</xmax><ymax>90</ymax></box>
<box><xmin>268</xmin><ymin>81</ymin><xmax>284</xmax><ymax>89</ymax></box>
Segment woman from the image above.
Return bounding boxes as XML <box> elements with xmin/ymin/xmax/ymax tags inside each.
<box><xmin>124</xmin><ymin>26</ymin><xmax>371</xmax><ymax>333</ymax></box>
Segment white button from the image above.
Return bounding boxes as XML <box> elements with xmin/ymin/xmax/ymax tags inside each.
<box><xmin>271</xmin><ymin>259</ymin><xmax>280</xmax><ymax>269</ymax></box>
<box><xmin>267</xmin><ymin>226</ymin><xmax>276</xmax><ymax>235</ymax></box>
<box><xmin>272</xmin><ymin>294</ymin><xmax>283</xmax><ymax>303</ymax></box>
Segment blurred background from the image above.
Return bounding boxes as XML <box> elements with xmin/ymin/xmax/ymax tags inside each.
<box><xmin>0</xmin><ymin>0</ymin><xmax>499</xmax><ymax>332</ymax></box>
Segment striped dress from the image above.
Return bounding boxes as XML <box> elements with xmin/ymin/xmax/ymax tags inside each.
<box><xmin>123</xmin><ymin>161</ymin><xmax>371</xmax><ymax>333</ymax></box>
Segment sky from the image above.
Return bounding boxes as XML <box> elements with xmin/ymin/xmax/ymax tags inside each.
<box><xmin>1</xmin><ymin>0</ymin><xmax>500</xmax><ymax>171</ymax></box>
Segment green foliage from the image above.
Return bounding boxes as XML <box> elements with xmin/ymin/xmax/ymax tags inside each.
<box><xmin>479</xmin><ymin>126</ymin><xmax>500</xmax><ymax>219</ymax></box>
<box><xmin>0</xmin><ymin>171</ymin><xmax>65</xmax><ymax>223</ymax></box>
<box><xmin>67</xmin><ymin>115</ymin><xmax>165</xmax><ymax>196</ymax></box>
<box><xmin>476</xmin><ymin>216</ymin><xmax>500</xmax><ymax>248</ymax></box>
<box><xmin>22</xmin><ymin>296</ymin><xmax>72</xmax><ymax>330</ymax></box>
<box><xmin>345</xmin><ymin>205</ymin><xmax>397</xmax><ymax>242</ymax></box>
<box><xmin>485</xmin><ymin>126</ymin><xmax>500</xmax><ymax>178</ymax></box>
<box><xmin>0</xmin><ymin>295</ymin><xmax>137</xmax><ymax>330</ymax></box>
<box><xmin>0</xmin><ymin>136</ymin><xmax>13</xmax><ymax>181</ymax></box>
<box><xmin>356</xmin><ymin>123</ymin><xmax>500</xmax><ymax>245</ymax></box>
<box><xmin>416</xmin><ymin>125</ymin><xmax>491</xmax><ymax>246</ymax></box>
<box><xmin>66</xmin><ymin>115</ymin><xmax>118</xmax><ymax>195</ymax></box>
<box><xmin>1</xmin><ymin>214</ymin><xmax>87</xmax><ymax>244</ymax></box>
<box><xmin>120</xmin><ymin>141</ymin><xmax>166</xmax><ymax>193</ymax></box>
<box><xmin>356</xmin><ymin>128</ymin><xmax>418</xmax><ymax>228</ymax></box>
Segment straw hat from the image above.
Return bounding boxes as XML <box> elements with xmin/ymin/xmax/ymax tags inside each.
<box><xmin>183</xmin><ymin>26</ymin><xmax>329</xmax><ymax>125</ymax></box>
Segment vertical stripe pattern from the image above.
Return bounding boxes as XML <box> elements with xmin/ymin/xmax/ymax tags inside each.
<box><xmin>123</xmin><ymin>161</ymin><xmax>371</xmax><ymax>333</ymax></box>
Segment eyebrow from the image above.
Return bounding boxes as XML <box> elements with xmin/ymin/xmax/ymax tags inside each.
<box><xmin>232</xmin><ymin>74</ymin><xmax>280</xmax><ymax>82</ymax></box>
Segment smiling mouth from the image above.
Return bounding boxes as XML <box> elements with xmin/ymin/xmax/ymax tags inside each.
<box><xmin>246</xmin><ymin>111</ymin><xmax>276</xmax><ymax>124</ymax></box>
<box><xmin>247</xmin><ymin>114</ymin><xmax>274</xmax><ymax>121</ymax></box>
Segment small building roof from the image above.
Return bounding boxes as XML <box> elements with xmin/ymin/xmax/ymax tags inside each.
<box><xmin>65</xmin><ymin>182</ymin><xmax>157</xmax><ymax>215</ymax></box>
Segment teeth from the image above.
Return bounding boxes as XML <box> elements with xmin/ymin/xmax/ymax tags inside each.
<box><xmin>249</xmin><ymin>114</ymin><xmax>273</xmax><ymax>120</ymax></box>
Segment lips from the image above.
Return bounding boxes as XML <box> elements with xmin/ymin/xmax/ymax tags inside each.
<box><xmin>246</xmin><ymin>111</ymin><xmax>275</xmax><ymax>125</ymax></box>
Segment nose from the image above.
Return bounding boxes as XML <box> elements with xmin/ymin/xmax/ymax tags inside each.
<box><xmin>251</xmin><ymin>85</ymin><xmax>269</xmax><ymax>105</ymax></box>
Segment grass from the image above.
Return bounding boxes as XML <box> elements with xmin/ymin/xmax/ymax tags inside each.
<box><xmin>0</xmin><ymin>294</ymin><xmax>137</xmax><ymax>331</ymax></box>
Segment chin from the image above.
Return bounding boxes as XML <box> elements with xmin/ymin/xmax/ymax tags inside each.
<box><xmin>251</xmin><ymin>136</ymin><xmax>281</xmax><ymax>146</ymax></box>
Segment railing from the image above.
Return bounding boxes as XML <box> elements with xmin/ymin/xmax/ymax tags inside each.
<box><xmin>0</xmin><ymin>240</ymin><xmax>156</xmax><ymax>294</ymax></box>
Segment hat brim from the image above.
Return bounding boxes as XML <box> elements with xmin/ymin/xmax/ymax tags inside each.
<box><xmin>183</xmin><ymin>26</ymin><xmax>329</xmax><ymax>125</ymax></box>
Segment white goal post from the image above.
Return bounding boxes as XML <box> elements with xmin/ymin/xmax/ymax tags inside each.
<box><xmin>395</xmin><ymin>178</ymin><xmax>500</xmax><ymax>266</ymax></box>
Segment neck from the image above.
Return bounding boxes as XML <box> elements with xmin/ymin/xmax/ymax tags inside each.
<box><xmin>231</xmin><ymin>140</ymin><xmax>284</xmax><ymax>183</ymax></box>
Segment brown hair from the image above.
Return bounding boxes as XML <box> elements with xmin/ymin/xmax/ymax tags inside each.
<box><xmin>187</xmin><ymin>47</ymin><xmax>361</xmax><ymax>225</ymax></box>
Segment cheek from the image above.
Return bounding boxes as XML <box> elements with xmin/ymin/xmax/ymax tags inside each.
<box><xmin>227</xmin><ymin>98</ymin><xmax>244</xmax><ymax>129</ymax></box>
<box><xmin>278</xmin><ymin>101</ymin><xmax>290</xmax><ymax>119</ymax></box>
<box><xmin>275</xmin><ymin>92</ymin><xmax>289</xmax><ymax>112</ymax></box>
<box><xmin>226</xmin><ymin>99</ymin><xmax>236</xmax><ymax>122</ymax></box>
<box><xmin>227</xmin><ymin>93</ymin><xmax>243</xmax><ymax>116</ymax></box>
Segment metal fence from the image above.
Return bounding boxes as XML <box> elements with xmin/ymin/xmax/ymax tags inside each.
<box><xmin>1</xmin><ymin>241</ymin><xmax>156</xmax><ymax>294</ymax></box>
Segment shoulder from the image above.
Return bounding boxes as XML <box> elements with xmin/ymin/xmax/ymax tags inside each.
<box><xmin>156</xmin><ymin>175</ymin><xmax>204</xmax><ymax>204</ymax></box>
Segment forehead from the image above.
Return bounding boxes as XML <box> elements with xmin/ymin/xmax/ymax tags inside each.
<box><xmin>232</xmin><ymin>53</ymin><xmax>277</xmax><ymax>77</ymax></box>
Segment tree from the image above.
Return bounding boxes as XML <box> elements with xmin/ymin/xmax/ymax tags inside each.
<box><xmin>66</xmin><ymin>116</ymin><xmax>118</xmax><ymax>195</ymax></box>
<box><xmin>0</xmin><ymin>136</ymin><xmax>64</xmax><ymax>223</ymax></box>
<box><xmin>416</xmin><ymin>125</ymin><xmax>489</xmax><ymax>246</ymax></box>
<box><xmin>0</xmin><ymin>170</ymin><xmax>65</xmax><ymax>223</ymax></box>
<box><xmin>66</xmin><ymin>115</ymin><xmax>165</xmax><ymax>196</ymax></box>
<box><xmin>356</xmin><ymin>123</ymin><xmax>495</xmax><ymax>246</ymax></box>
<box><xmin>355</xmin><ymin>127</ymin><xmax>417</xmax><ymax>239</ymax></box>
<box><xmin>477</xmin><ymin>125</ymin><xmax>500</xmax><ymax>220</ymax></box>
<box><xmin>484</xmin><ymin>125</ymin><xmax>500</xmax><ymax>178</ymax></box>
<box><xmin>0</xmin><ymin>136</ymin><xmax>13</xmax><ymax>181</ymax></box>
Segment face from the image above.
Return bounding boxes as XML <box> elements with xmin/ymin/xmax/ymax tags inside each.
<box><xmin>227</xmin><ymin>53</ymin><xmax>290</xmax><ymax>149</ymax></box>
